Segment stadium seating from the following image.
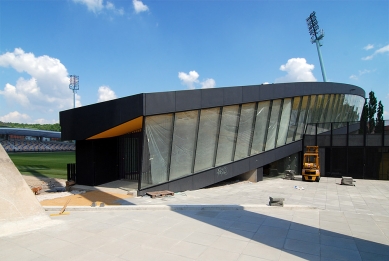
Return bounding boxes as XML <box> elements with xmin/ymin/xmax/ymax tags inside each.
<box><xmin>0</xmin><ymin>139</ymin><xmax>75</xmax><ymax>152</ymax></box>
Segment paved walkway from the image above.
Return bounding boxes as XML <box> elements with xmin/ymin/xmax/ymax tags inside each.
<box><xmin>1</xmin><ymin>177</ymin><xmax>389</xmax><ymax>261</ymax></box>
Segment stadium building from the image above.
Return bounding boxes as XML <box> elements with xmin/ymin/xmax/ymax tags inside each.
<box><xmin>0</xmin><ymin>128</ymin><xmax>74</xmax><ymax>152</ymax></box>
<box><xmin>60</xmin><ymin>82</ymin><xmax>374</xmax><ymax>194</ymax></box>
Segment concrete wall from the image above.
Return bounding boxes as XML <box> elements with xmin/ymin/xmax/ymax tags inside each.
<box><xmin>0</xmin><ymin>145</ymin><xmax>51</xmax><ymax>237</ymax></box>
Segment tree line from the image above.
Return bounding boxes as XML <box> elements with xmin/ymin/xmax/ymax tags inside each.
<box><xmin>360</xmin><ymin>91</ymin><xmax>384</xmax><ymax>133</ymax></box>
<box><xmin>0</xmin><ymin>122</ymin><xmax>61</xmax><ymax>132</ymax></box>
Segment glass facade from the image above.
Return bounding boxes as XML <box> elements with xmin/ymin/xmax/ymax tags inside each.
<box><xmin>141</xmin><ymin>94</ymin><xmax>365</xmax><ymax>188</ymax></box>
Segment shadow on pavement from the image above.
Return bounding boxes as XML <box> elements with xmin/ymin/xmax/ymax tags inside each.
<box><xmin>169</xmin><ymin>205</ymin><xmax>389</xmax><ymax>260</ymax></box>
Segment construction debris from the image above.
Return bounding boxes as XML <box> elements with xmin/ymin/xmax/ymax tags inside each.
<box><xmin>269</xmin><ymin>197</ymin><xmax>285</xmax><ymax>207</ymax></box>
<box><xmin>283</xmin><ymin>170</ymin><xmax>295</xmax><ymax>180</ymax></box>
<box><xmin>146</xmin><ymin>190</ymin><xmax>174</xmax><ymax>199</ymax></box>
<box><xmin>341</xmin><ymin>177</ymin><xmax>355</xmax><ymax>186</ymax></box>
<box><xmin>294</xmin><ymin>186</ymin><xmax>305</xmax><ymax>190</ymax></box>
<box><xmin>50</xmin><ymin>198</ymin><xmax>71</xmax><ymax>216</ymax></box>
<box><xmin>31</xmin><ymin>186</ymin><xmax>42</xmax><ymax>195</ymax></box>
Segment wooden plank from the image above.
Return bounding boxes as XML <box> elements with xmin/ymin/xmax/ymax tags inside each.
<box><xmin>146</xmin><ymin>190</ymin><xmax>174</xmax><ymax>199</ymax></box>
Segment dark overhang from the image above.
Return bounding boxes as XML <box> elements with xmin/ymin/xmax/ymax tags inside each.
<box><xmin>60</xmin><ymin>82</ymin><xmax>365</xmax><ymax>141</ymax></box>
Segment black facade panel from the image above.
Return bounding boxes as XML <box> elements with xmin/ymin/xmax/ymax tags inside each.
<box><xmin>262</xmin><ymin>150</ymin><xmax>276</xmax><ymax>165</ymax></box>
<box><xmin>60</xmin><ymin>94</ymin><xmax>143</xmax><ymax>140</ymax></box>
<box><xmin>249</xmin><ymin>154</ymin><xmax>263</xmax><ymax>170</ymax></box>
<box><xmin>175</xmin><ymin>90</ymin><xmax>202</xmax><ymax>112</ymax></box>
<box><xmin>145</xmin><ymin>92</ymin><xmax>176</xmax><ymax>115</ymax></box>
<box><xmin>257</xmin><ymin>167</ymin><xmax>264</xmax><ymax>181</ymax></box>
<box><xmin>75</xmin><ymin>138</ymin><xmax>119</xmax><ymax>186</ymax></box>
<box><xmin>258</xmin><ymin>84</ymin><xmax>274</xmax><ymax>101</ymax></box>
<box><xmin>232</xmin><ymin>158</ymin><xmax>250</xmax><ymax>175</ymax></box>
<box><xmin>192</xmin><ymin>169</ymin><xmax>215</xmax><ymax>190</ymax></box>
<box><xmin>168</xmin><ymin>176</ymin><xmax>194</xmax><ymax>192</ymax></box>
<box><xmin>224</xmin><ymin>86</ymin><xmax>242</xmax><ymax>106</ymax></box>
<box><xmin>201</xmin><ymin>88</ymin><xmax>224</xmax><ymax>108</ymax></box>
<box><xmin>93</xmin><ymin>137</ymin><xmax>119</xmax><ymax>185</ymax></box>
<box><xmin>75</xmin><ymin>140</ymin><xmax>95</xmax><ymax>186</ymax></box>
<box><xmin>242</xmin><ymin>85</ymin><xmax>260</xmax><ymax>103</ymax></box>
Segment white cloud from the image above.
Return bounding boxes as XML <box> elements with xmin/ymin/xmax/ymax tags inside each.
<box><xmin>262</xmin><ymin>82</ymin><xmax>270</xmax><ymax>85</ymax></box>
<box><xmin>363</xmin><ymin>44</ymin><xmax>374</xmax><ymax>51</ymax></box>
<box><xmin>97</xmin><ymin>86</ymin><xmax>117</xmax><ymax>102</ymax></box>
<box><xmin>73</xmin><ymin>0</ymin><xmax>104</xmax><ymax>13</ymax></box>
<box><xmin>133</xmin><ymin>0</ymin><xmax>149</xmax><ymax>13</ymax></box>
<box><xmin>349</xmin><ymin>69</ymin><xmax>373</xmax><ymax>81</ymax></box>
<box><xmin>73</xmin><ymin>0</ymin><xmax>124</xmax><ymax>15</ymax></box>
<box><xmin>178</xmin><ymin>70</ymin><xmax>216</xmax><ymax>89</ymax></box>
<box><xmin>0</xmin><ymin>48</ymin><xmax>78</xmax><ymax>112</ymax></box>
<box><xmin>362</xmin><ymin>44</ymin><xmax>389</xmax><ymax>60</ymax></box>
<box><xmin>201</xmin><ymin>78</ymin><xmax>216</xmax><ymax>89</ymax></box>
<box><xmin>0</xmin><ymin>111</ymin><xmax>30</xmax><ymax>123</ymax></box>
<box><xmin>178</xmin><ymin>71</ymin><xmax>199</xmax><ymax>89</ymax></box>
<box><xmin>275</xmin><ymin>58</ymin><xmax>317</xmax><ymax>83</ymax></box>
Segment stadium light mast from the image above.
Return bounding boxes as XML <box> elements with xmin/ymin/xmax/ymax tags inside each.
<box><xmin>306</xmin><ymin>11</ymin><xmax>327</xmax><ymax>82</ymax></box>
<box><xmin>69</xmin><ymin>75</ymin><xmax>79</xmax><ymax>109</ymax></box>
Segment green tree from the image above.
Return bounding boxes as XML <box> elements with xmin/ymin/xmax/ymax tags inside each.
<box><xmin>367</xmin><ymin>91</ymin><xmax>377</xmax><ymax>133</ymax></box>
<box><xmin>376</xmin><ymin>101</ymin><xmax>384</xmax><ymax>133</ymax></box>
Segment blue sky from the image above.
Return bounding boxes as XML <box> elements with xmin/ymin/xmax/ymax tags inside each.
<box><xmin>0</xmin><ymin>0</ymin><xmax>388</xmax><ymax>124</ymax></box>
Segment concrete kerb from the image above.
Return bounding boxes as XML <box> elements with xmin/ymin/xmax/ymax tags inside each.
<box><xmin>44</xmin><ymin>204</ymin><xmax>317</xmax><ymax>212</ymax></box>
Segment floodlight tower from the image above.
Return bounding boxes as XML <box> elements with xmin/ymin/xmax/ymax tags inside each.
<box><xmin>306</xmin><ymin>11</ymin><xmax>327</xmax><ymax>82</ymax></box>
<box><xmin>69</xmin><ymin>75</ymin><xmax>79</xmax><ymax>108</ymax></box>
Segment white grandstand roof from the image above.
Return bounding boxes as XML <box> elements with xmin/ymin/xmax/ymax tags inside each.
<box><xmin>0</xmin><ymin>127</ymin><xmax>61</xmax><ymax>139</ymax></box>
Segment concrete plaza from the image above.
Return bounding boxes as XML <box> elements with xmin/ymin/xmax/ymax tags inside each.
<box><xmin>1</xmin><ymin>177</ymin><xmax>389</xmax><ymax>261</ymax></box>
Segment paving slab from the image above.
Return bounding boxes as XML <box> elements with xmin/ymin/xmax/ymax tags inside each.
<box><xmin>1</xmin><ymin>177</ymin><xmax>389</xmax><ymax>261</ymax></box>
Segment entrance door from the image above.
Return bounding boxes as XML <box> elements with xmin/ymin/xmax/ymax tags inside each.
<box><xmin>119</xmin><ymin>131</ymin><xmax>142</xmax><ymax>181</ymax></box>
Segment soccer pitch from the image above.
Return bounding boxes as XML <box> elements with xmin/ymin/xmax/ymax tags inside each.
<box><xmin>8</xmin><ymin>152</ymin><xmax>75</xmax><ymax>179</ymax></box>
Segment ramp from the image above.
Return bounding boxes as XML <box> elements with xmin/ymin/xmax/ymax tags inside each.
<box><xmin>0</xmin><ymin>144</ymin><xmax>51</xmax><ymax>237</ymax></box>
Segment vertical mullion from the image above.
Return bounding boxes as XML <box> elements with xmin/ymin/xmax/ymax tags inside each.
<box><xmin>293</xmin><ymin>96</ymin><xmax>303</xmax><ymax>141</ymax></box>
<box><xmin>232</xmin><ymin>104</ymin><xmax>242</xmax><ymax>162</ymax></box>
<box><xmin>302</xmin><ymin>96</ymin><xmax>312</xmax><ymax>137</ymax></box>
<box><xmin>138</xmin><ymin>117</ymin><xmax>146</xmax><ymax>191</ymax></box>
<box><xmin>166</xmin><ymin>113</ymin><xmax>175</xmax><ymax>182</ymax></box>
<box><xmin>191</xmin><ymin>110</ymin><xmax>201</xmax><ymax>173</ymax></box>
<box><xmin>248</xmin><ymin>102</ymin><xmax>259</xmax><ymax>156</ymax></box>
<box><xmin>212</xmin><ymin>107</ymin><xmax>223</xmax><ymax>167</ymax></box>
<box><xmin>262</xmin><ymin>100</ymin><xmax>273</xmax><ymax>152</ymax></box>
<box><xmin>274</xmin><ymin>99</ymin><xmax>284</xmax><ymax>147</ymax></box>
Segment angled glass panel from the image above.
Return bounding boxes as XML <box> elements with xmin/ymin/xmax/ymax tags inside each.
<box><xmin>339</xmin><ymin>94</ymin><xmax>350</xmax><ymax>123</ymax></box>
<box><xmin>330</xmin><ymin>94</ymin><xmax>341</xmax><ymax>126</ymax></box>
<box><xmin>295</xmin><ymin>96</ymin><xmax>310</xmax><ymax>140</ymax></box>
<box><xmin>305</xmin><ymin>95</ymin><xmax>317</xmax><ymax>135</ymax></box>
<box><xmin>324</xmin><ymin>94</ymin><xmax>335</xmax><ymax>130</ymax></box>
<box><xmin>169</xmin><ymin>110</ymin><xmax>198</xmax><ymax>180</ymax></box>
<box><xmin>194</xmin><ymin>108</ymin><xmax>220</xmax><ymax>172</ymax></box>
<box><xmin>349</xmin><ymin>95</ymin><xmax>356</xmax><ymax>121</ymax></box>
<box><xmin>251</xmin><ymin>101</ymin><xmax>270</xmax><ymax>155</ymax></box>
<box><xmin>265</xmin><ymin>99</ymin><xmax>282</xmax><ymax>151</ymax></box>
<box><xmin>317</xmin><ymin>94</ymin><xmax>331</xmax><ymax>133</ymax></box>
<box><xmin>355</xmin><ymin>96</ymin><xmax>365</xmax><ymax>120</ymax></box>
<box><xmin>215</xmin><ymin>105</ymin><xmax>239</xmax><ymax>166</ymax></box>
<box><xmin>141</xmin><ymin>114</ymin><xmax>173</xmax><ymax>188</ymax></box>
<box><xmin>277</xmin><ymin>98</ymin><xmax>292</xmax><ymax>147</ymax></box>
<box><xmin>286</xmin><ymin>97</ymin><xmax>301</xmax><ymax>144</ymax></box>
<box><xmin>333</xmin><ymin>94</ymin><xmax>344</xmax><ymax>126</ymax></box>
<box><xmin>314</xmin><ymin>95</ymin><xmax>324</xmax><ymax>123</ymax></box>
<box><xmin>319</xmin><ymin>95</ymin><xmax>329</xmax><ymax>123</ymax></box>
<box><xmin>235</xmin><ymin>103</ymin><xmax>256</xmax><ymax>161</ymax></box>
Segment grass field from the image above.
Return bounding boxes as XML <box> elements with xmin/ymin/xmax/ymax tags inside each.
<box><xmin>8</xmin><ymin>152</ymin><xmax>75</xmax><ymax>179</ymax></box>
